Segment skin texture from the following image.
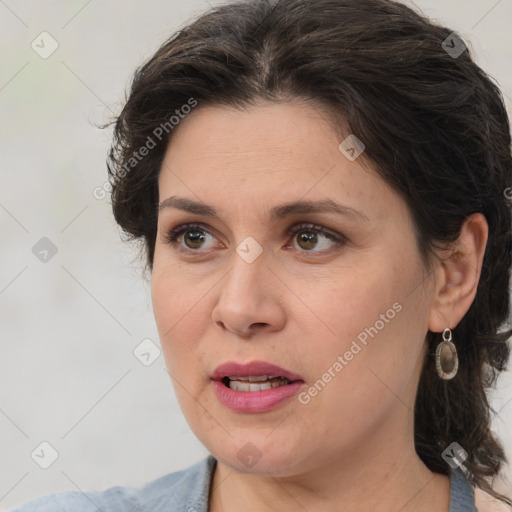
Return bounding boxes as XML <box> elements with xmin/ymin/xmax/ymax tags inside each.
<box><xmin>151</xmin><ymin>100</ymin><xmax>488</xmax><ymax>512</ymax></box>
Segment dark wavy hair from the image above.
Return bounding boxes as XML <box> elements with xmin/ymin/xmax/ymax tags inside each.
<box><xmin>105</xmin><ymin>0</ymin><xmax>512</xmax><ymax>504</ymax></box>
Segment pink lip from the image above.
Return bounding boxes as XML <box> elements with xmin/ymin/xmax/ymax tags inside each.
<box><xmin>211</xmin><ymin>360</ymin><xmax>305</xmax><ymax>413</ymax></box>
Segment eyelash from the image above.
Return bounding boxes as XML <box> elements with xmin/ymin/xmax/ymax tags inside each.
<box><xmin>162</xmin><ymin>222</ymin><xmax>346</xmax><ymax>256</ymax></box>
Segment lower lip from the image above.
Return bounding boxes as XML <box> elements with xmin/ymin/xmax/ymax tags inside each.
<box><xmin>212</xmin><ymin>380</ymin><xmax>305</xmax><ymax>413</ymax></box>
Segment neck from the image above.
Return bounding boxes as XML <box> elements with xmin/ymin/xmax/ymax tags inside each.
<box><xmin>208</xmin><ymin>418</ymin><xmax>451</xmax><ymax>512</ymax></box>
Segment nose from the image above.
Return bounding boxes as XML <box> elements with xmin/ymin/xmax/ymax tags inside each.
<box><xmin>211</xmin><ymin>251</ymin><xmax>286</xmax><ymax>339</ymax></box>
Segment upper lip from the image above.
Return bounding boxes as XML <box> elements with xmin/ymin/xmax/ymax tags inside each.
<box><xmin>211</xmin><ymin>360</ymin><xmax>304</xmax><ymax>382</ymax></box>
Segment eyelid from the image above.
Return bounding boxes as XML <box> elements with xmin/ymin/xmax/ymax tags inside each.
<box><xmin>161</xmin><ymin>222</ymin><xmax>220</xmax><ymax>252</ymax></box>
<box><xmin>287</xmin><ymin>222</ymin><xmax>345</xmax><ymax>241</ymax></box>
<box><xmin>162</xmin><ymin>221</ymin><xmax>346</xmax><ymax>254</ymax></box>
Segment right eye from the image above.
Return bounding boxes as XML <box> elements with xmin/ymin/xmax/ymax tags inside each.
<box><xmin>162</xmin><ymin>223</ymin><xmax>219</xmax><ymax>253</ymax></box>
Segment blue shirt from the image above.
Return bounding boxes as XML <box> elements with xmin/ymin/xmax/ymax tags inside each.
<box><xmin>7</xmin><ymin>455</ymin><xmax>477</xmax><ymax>511</ymax></box>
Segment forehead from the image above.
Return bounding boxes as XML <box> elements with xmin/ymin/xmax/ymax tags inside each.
<box><xmin>157</xmin><ymin>101</ymin><xmax>400</xmax><ymax>223</ymax></box>
<box><xmin>167</xmin><ymin>102</ymin><xmax>328</xmax><ymax>158</ymax></box>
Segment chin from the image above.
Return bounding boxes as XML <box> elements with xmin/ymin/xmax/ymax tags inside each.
<box><xmin>209</xmin><ymin>436</ymin><xmax>300</xmax><ymax>475</ymax></box>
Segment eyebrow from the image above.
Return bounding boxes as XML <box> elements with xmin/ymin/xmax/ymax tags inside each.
<box><xmin>158</xmin><ymin>196</ymin><xmax>369</xmax><ymax>222</ymax></box>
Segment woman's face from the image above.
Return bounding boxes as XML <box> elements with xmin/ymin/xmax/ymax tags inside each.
<box><xmin>151</xmin><ymin>100</ymin><xmax>437</xmax><ymax>476</ymax></box>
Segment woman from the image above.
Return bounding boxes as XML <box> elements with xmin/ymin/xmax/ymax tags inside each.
<box><xmin>10</xmin><ymin>0</ymin><xmax>512</xmax><ymax>510</ymax></box>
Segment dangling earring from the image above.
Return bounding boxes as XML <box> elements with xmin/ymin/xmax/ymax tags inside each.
<box><xmin>435</xmin><ymin>328</ymin><xmax>458</xmax><ymax>380</ymax></box>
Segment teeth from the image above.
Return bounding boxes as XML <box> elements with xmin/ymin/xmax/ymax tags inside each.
<box><xmin>228</xmin><ymin>375</ymin><xmax>270</xmax><ymax>382</ymax></box>
<box><xmin>228</xmin><ymin>377</ymin><xmax>290</xmax><ymax>392</ymax></box>
<box><xmin>227</xmin><ymin>375</ymin><xmax>285</xmax><ymax>382</ymax></box>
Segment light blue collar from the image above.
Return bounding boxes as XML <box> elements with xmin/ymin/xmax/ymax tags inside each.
<box><xmin>164</xmin><ymin>455</ymin><xmax>476</xmax><ymax>512</ymax></box>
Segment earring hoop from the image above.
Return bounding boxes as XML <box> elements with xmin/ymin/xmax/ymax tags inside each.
<box><xmin>435</xmin><ymin>328</ymin><xmax>458</xmax><ymax>380</ymax></box>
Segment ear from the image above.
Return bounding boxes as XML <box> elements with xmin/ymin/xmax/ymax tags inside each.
<box><xmin>428</xmin><ymin>213</ymin><xmax>488</xmax><ymax>332</ymax></box>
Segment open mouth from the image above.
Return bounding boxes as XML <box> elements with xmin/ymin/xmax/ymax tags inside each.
<box><xmin>221</xmin><ymin>376</ymin><xmax>293</xmax><ymax>392</ymax></box>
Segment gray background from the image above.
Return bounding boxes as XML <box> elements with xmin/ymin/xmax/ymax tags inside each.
<box><xmin>1</xmin><ymin>0</ymin><xmax>511</xmax><ymax>509</ymax></box>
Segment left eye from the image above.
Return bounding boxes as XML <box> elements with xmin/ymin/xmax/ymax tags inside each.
<box><xmin>163</xmin><ymin>223</ymin><xmax>345</xmax><ymax>254</ymax></box>
<box><xmin>286</xmin><ymin>223</ymin><xmax>345</xmax><ymax>252</ymax></box>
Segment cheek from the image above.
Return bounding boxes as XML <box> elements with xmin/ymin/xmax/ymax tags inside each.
<box><xmin>317</xmin><ymin>263</ymin><xmax>398</xmax><ymax>342</ymax></box>
<box><xmin>302</xmin><ymin>250</ymin><xmax>425</xmax><ymax>387</ymax></box>
<box><xmin>151</xmin><ymin>266</ymin><xmax>192</xmax><ymax>365</ymax></box>
<box><xmin>151</xmin><ymin>262</ymin><xmax>216</xmax><ymax>385</ymax></box>
<box><xmin>151</xmin><ymin>258</ymin><xmax>200</xmax><ymax>333</ymax></box>
<box><xmin>152</xmin><ymin>269</ymin><xmax>178</xmax><ymax>336</ymax></box>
